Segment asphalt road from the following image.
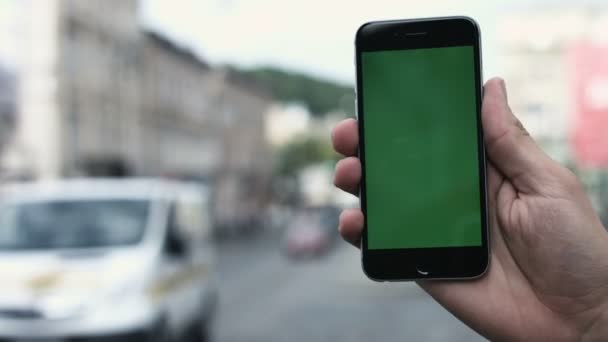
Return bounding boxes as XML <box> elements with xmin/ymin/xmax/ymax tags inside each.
<box><xmin>214</xmin><ymin>232</ymin><xmax>486</xmax><ymax>342</ymax></box>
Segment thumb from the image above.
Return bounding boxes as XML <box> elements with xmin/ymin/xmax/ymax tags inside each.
<box><xmin>482</xmin><ymin>78</ymin><xmax>555</xmax><ymax>194</ymax></box>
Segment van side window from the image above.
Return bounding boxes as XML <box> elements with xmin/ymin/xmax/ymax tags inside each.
<box><xmin>176</xmin><ymin>190</ymin><xmax>211</xmax><ymax>242</ymax></box>
<box><xmin>163</xmin><ymin>203</ymin><xmax>187</xmax><ymax>257</ymax></box>
<box><xmin>167</xmin><ymin>204</ymin><xmax>178</xmax><ymax>232</ymax></box>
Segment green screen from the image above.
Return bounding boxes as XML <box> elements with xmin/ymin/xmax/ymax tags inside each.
<box><xmin>362</xmin><ymin>46</ymin><xmax>482</xmax><ymax>250</ymax></box>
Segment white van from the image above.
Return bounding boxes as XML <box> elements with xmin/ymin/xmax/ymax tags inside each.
<box><xmin>0</xmin><ymin>178</ymin><xmax>218</xmax><ymax>341</ymax></box>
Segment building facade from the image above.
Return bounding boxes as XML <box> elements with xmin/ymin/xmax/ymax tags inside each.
<box><xmin>211</xmin><ymin>72</ymin><xmax>273</xmax><ymax>233</ymax></box>
<box><xmin>8</xmin><ymin>0</ymin><xmax>142</xmax><ymax>178</ymax></box>
<box><xmin>497</xmin><ymin>7</ymin><xmax>608</xmax><ymax>217</ymax></box>
<box><xmin>5</xmin><ymin>0</ymin><xmax>273</xmax><ymax>231</ymax></box>
<box><xmin>0</xmin><ymin>64</ymin><xmax>15</xmax><ymax>153</ymax></box>
<box><xmin>59</xmin><ymin>0</ymin><xmax>143</xmax><ymax>176</ymax></box>
<box><xmin>140</xmin><ymin>31</ymin><xmax>224</xmax><ymax>177</ymax></box>
<box><xmin>497</xmin><ymin>8</ymin><xmax>608</xmax><ymax>163</ymax></box>
<box><xmin>140</xmin><ymin>33</ymin><xmax>273</xmax><ymax>231</ymax></box>
<box><xmin>8</xmin><ymin>0</ymin><xmax>271</xmax><ymax>180</ymax></box>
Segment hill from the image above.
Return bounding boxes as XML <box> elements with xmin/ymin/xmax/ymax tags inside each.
<box><xmin>227</xmin><ymin>66</ymin><xmax>354</xmax><ymax>117</ymax></box>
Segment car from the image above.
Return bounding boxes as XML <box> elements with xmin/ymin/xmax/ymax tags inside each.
<box><xmin>282</xmin><ymin>206</ymin><xmax>340</xmax><ymax>258</ymax></box>
<box><xmin>0</xmin><ymin>178</ymin><xmax>218</xmax><ymax>341</ymax></box>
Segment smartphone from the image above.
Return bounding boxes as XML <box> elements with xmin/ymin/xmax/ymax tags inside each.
<box><xmin>355</xmin><ymin>17</ymin><xmax>489</xmax><ymax>281</ymax></box>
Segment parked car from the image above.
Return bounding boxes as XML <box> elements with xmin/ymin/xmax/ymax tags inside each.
<box><xmin>0</xmin><ymin>178</ymin><xmax>218</xmax><ymax>341</ymax></box>
<box><xmin>282</xmin><ymin>206</ymin><xmax>340</xmax><ymax>258</ymax></box>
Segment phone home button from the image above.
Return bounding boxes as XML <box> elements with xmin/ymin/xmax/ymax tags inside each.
<box><xmin>416</xmin><ymin>267</ymin><xmax>430</xmax><ymax>276</ymax></box>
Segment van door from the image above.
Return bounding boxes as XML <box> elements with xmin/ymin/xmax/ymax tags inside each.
<box><xmin>174</xmin><ymin>189</ymin><xmax>215</xmax><ymax>327</ymax></box>
<box><xmin>158</xmin><ymin>202</ymin><xmax>199</xmax><ymax>336</ymax></box>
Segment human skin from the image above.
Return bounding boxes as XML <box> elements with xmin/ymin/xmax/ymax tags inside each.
<box><xmin>331</xmin><ymin>78</ymin><xmax>608</xmax><ymax>341</ymax></box>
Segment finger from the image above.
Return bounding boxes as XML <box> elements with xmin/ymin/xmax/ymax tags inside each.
<box><xmin>483</xmin><ymin>162</ymin><xmax>518</xmax><ymax>262</ymax></box>
<box><xmin>482</xmin><ymin>78</ymin><xmax>555</xmax><ymax>194</ymax></box>
<box><xmin>338</xmin><ymin>208</ymin><xmax>363</xmax><ymax>248</ymax></box>
<box><xmin>333</xmin><ymin>157</ymin><xmax>361</xmax><ymax>196</ymax></box>
<box><xmin>331</xmin><ymin>118</ymin><xmax>359</xmax><ymax>156</ymax></box>
<box><xmin>486</xmin><ymin>162</ymin><xmax>504</xmax><ymax>210</ymax></box>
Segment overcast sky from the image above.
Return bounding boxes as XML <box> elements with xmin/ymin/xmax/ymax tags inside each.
<box><xmin>140</xmin><ymin>0</ymin><xmax>492</xmax><ymax>84</ymax></box>
<box><xmin>1</xmin><ymin>0</ymin><xmax>603</xmax><ymax>84</ymax></box>
<box><xmin>141</xmin><ymin>0</ymin><xmax>604</xmax><ymax>84</ymax></box>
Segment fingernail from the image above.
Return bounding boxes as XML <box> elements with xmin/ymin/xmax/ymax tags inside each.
<box><xmin>499</xmin><ymin>78</ymin><xmax>508</xmax><ymax>101</ymax></box>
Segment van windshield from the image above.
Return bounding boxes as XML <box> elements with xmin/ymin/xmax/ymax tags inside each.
<box><xmin>0</xmin><ymin>199</ymin><xmax>150</xmax><ymax>250</ymax></box>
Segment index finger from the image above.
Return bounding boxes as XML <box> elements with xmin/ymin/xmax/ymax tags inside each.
<box><xmin>331</xmin><ymin>118</ymin><xmax>359</xmax><ymax>156</ymax></box>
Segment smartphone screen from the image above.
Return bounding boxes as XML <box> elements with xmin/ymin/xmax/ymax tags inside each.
<box><xmin>356</xmin><ymin>17</ymin><xmax>488</xmax><ymax>280</ymax></box>
<box><xmin>362</xmin><ymin>46</ymin><xmax>481</xmax><ymax>249</ymax></box>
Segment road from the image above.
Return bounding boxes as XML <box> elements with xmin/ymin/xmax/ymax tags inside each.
<box><xmin>214</xmin><ymin>231</ymin><xmax>486</xmax><ymax>342</ymax></box>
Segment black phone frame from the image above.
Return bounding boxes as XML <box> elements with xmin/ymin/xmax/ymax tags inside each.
<box><xmin>355</xmin><ymin>16</ymin><xmax>489</xmax><ymax>281</ymax></box>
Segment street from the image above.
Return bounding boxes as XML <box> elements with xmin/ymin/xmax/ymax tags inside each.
<box><xmin>214</xmin><ymin>232</ymin><xmax>486</xmax><ymax>342</ymax></box>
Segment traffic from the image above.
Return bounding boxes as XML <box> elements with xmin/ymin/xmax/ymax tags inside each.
<box><xmin>0</xmin><ymin>179</ymin><xmax>218</xmax><ymax>341</ymax></box>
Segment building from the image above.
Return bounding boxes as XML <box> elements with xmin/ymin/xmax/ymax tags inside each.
<box><xmin>139</xmin><ymin>31</ymin><xmax>219</xmax><ymax>176</ymax></box>
<box><xmin>5</xmin><ymin>0</ymin><xmax>274</xmax><ymax>232</ymax></box>
<box><xmin>497</xmin><ymin>7</ymin><xmax>608</xmax><ymax>163</ymax></box>
<box><xmin>497</xmin><ymin>7</ymin><xmax>608</xmax><ymax>216</ymax></box>
<box><xmin>140</xmin><ymin>33</ymin><xmax>273</xmax><ymax>232</ymax></box>
<box><xmin>0</xmin><ymin>64</ymin><xmax>15</xmax><ymax>153</ymax></box>
<box><xmin>9</xmin><ymin>0</ymin><xmax>142</xmax><ymax>178</ymax></box>
<box><xmin>60</xmin><ymin>0</ymin><xmax>143</xmax><ymax>176</ymax></box>
<box><xmin>7</xmin><ymin>0</ymin><xmax>271</xmax><ymax>175</ymax></box>
<box><xmin>200</xmin><ymin>69</ymin><xmax>273</xmax><ymax>234</ymax></box>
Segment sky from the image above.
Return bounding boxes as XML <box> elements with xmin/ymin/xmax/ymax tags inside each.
<box><xmin>140</xmin><ymin>0</ymin><xmax>606</xmax><ymax>85</ymax></box>
<box><xmin>140</xmin><ymin>0</ymin><xmax>494</xmax><ymax>84</ymax></box>
<box><xmin>0</xmin><ymin>0</ymin><xmax>603</xmax><ymax>84</ymax></box>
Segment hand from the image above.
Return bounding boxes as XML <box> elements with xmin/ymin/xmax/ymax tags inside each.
<box><xmin>332</xmin><ymin>78</ymin><xmax>608</xmax><ymax>341</ymax></box>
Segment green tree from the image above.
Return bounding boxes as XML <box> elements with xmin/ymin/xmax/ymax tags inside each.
<box><xmin>227</xmin><ymin>66</ymin><xmax>355</xmax><ymax>117</ymax></box>
<box><xmin>275</xmin><ymin>135</ymin><xmax>338</xmax><ymax>177</ymax></box>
